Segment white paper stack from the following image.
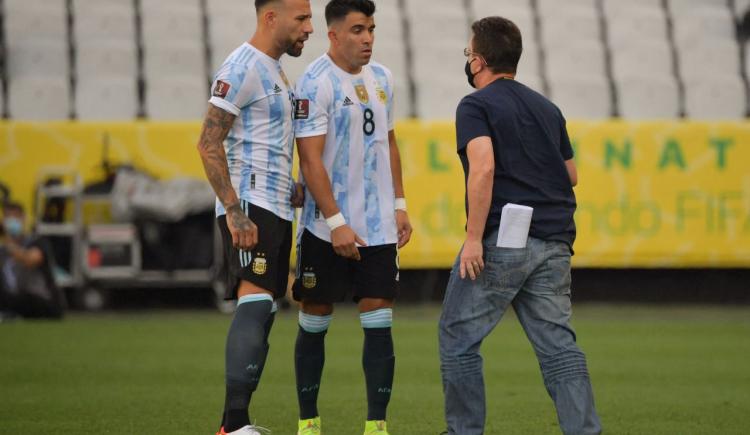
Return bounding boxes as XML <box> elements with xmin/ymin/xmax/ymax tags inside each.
<box><xmin>496</xmin><ymin>203</ymin><xmax>534</xmax><ymax>248</ymax></box>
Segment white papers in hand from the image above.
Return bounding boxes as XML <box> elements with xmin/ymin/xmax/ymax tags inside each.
<box><xmin>496</xmin><ymin>203</ymin><xmax>533</xmax><ymax>248</ymax></box>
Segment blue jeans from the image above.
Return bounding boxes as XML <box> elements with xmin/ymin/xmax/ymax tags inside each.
<box><xmin>439</xmin><ymin>234</ymin><xmax>602</xmax><ymax>435</ymax></box>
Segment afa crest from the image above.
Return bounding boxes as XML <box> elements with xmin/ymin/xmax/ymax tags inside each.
<box><xmin>354</xmin><ymin>84</ymin><xmax>369</xmax><ymax>104</ymax></box>
<box><xmin>252</xmin><ymin>256</ymin><xmax>268</xmax><ymax>275</ymax></box>
<box><xmin>302</xmin><ymin>271</ymin><xmax>317</xmax><ymax>289</ymax></box>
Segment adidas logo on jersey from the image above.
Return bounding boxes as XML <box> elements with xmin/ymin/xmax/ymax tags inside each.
<box><xmin>343</xmin><ymin>96</ymin><xmax>354</xmax><ymax>106</ymax></box>
<box><xmin>273</xmin><ymin>84</ymin><xmax>282</xmax><ymax>93</ymax></box>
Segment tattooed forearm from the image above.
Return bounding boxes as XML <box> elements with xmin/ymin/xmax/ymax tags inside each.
<box><xmin>197</xmin><ymin>105</ymin><xmax>238</xmax><ymax>208</ymax></box>
<box><xmin>227</xmin><ymin>203</ymin><xmax>254</xmax><ymax>230</ymax></box>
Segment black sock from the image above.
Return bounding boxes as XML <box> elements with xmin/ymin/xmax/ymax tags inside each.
<box><xmin>295</xmin><ymin>327</ymin><xmax>327</xmax><ymax>419</ymax></box>
<box><xmin>223</xmin><ymin>299</ymin><xmax>273</xmax><ymax>432</ymax></box>
<box><xmin>362</xmin><ymin>327</ymin><xmax>395</xmax><ymax>421</ymax></box>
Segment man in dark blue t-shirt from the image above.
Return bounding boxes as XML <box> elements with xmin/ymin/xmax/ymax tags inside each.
<box><xmin>439</xmin><ymin>17</ymin><xmax>601</xmax><ymax>435</ymax></box>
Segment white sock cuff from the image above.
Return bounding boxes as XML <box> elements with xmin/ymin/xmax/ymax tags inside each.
<box><xmin>360</xmin><ymin>308</ymin><xmax>393</xmax><ymax>328</ymax></box>
<box><xmin>237</xmin><ymin>293</ymin><xmax>274</xmax><ymax>306</ymax></box>
<box><xmin>299</xmin><ymin>311</ymin><xmax>333</xmax><ymax>333</ymax></box>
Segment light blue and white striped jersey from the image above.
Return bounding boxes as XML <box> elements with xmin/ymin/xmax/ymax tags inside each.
<box><xmin>295</xmin><ymin>54</ymin><xmax>397</xmax><ymax>246</ymax></box>
<box><xmin>209</xmin><ymin>42</ymin><xmax>296</xmax><ymax>221</ymax></box>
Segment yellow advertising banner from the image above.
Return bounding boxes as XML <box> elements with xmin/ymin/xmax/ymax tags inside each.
<box><xmin>1</xmin><ymin>120</ymin><xmax>749</xmax><ymax>268</ymax></box>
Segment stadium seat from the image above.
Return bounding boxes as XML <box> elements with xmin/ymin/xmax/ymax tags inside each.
<box><xmin>603</xmin><ymin>0</ymin><xmax>663</xmax><ymax>16</ymax></box>
<box><xmin>548</xmin><ymin>75</ymin><xmax>611</xmax><ymax>119</ymax></box>
<box><xmin>76</xmin><ymin>41</ymin><xmax>137</xmax><ymax>80</ymax></box>
<box><xmin>537</xmin><ymin>0</ymin><xmax>596</xmax><ymax>18</ymax></box>
<box><xmin>141</xmin><ymin>3</ymin><xmax>203</xmax><ymax>45</ymax></box>
<box><xmin>684</xmin><ymin>75</ymin><xmax>747</xmax><ymax>119</ymax></box>
<box><xmin>140</xmin><ymin>0</ymin><xmax>201</xmax><ymax>17</ymax></box>
<box><xmin>667</xmin><ymin>0</ymin><xmax>731</xmax><ymax>17</ymax></box>
<box><xmin>517</xmin><ymin>39</ymin><xmax>541</xmax><ymax>79</ymax></box>
<box><xmin>72</xmin><ymin>1</ymin><xmax>136</xmax><ymax>44</ymax></box>
<box><xmin>412</xmin><ymin>38</ymin><xmax>472</xmax><ymax>120</ymax></box>
<box><xmin>3</xmin><ymin>7</ymin><xmax>67</xmax><ymax>47</ymax></box>
<box><xmin>734</xmin><ymin>0</ymin><xmax>750</xmax><ymax>18</ymax></box>
<box><xmin>6</xmin><ymin>41</ymin><xmax>68</xmax><ymax>78</ymax></box>
<box><xmin>672</xmin><ymin>8</ymin><xmax>735</xmax><ymax>46</ymax></box>
<box><xmin>545</xmin><ymin>40</ymin><xmax>606</xmax><ymax>78</ymax></box>
<box><xmin>0</xmin><ymin>84</ymin><xmax>5</xmax><ymax>117</ymax></box>
<box><xmin>678</xmin><ymin>40</ymin><xmax>741</xmax><ymax>80</ymax></box>
<box><xmin>144</xmin><ymin>42</ymin><xmax>206</xmax><ymax>80</ymax></box>
<box><xmin>206</xmin><ymin>0</ymin><xmax>256</xmax><ymax>73</ymax></box>
<box><xmin>7</xmin><ymin>77</ymin><xmax>70</xmax><ymax>120</ymax></box>
<box><xmin>406</xmin><ymin>0</ymin><xmax>469</xmax><ymax>43</ymax></box>
<box><xmin>611</xmin><ymin>41</ymin><xmax>674</xmax><ymax>79</ymax></box>
<box><xmin>145</xmin><ymin>75</ymin><xmax>208</xmax><ymax>120</ymax></box>
<box><xmin>615</xmin><ymin>74</ymin><xmax>680</xmax><ymax>119</ymax></box>
<box><xmin>75</xmin><ymin>78</ymin><xmax>138</xmax><ymax>120</ymax></box>
<box><xmin>541</xmin><ymin>8</ymin><xmax>600</xmax><ymax>49</ymax></box>
<box><xmin>607</xmin><ymin>9</ymin><xmax>668</xmax><ymax>50</ymax></box>
<box><xmin>517</xmin><ymin>74</ymin><xmax>544</xmax><ymax>94</ymax></box>
<box><xmin>472</xmin><ymin>0</ymin><xmax>531</xmax><ymax>16</ymax></box>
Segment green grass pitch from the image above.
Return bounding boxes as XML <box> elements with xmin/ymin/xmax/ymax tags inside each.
<box><xmin>1</xmin><ymin>304</ymin><xmax>749</xmax><ymax>434</ymax></box>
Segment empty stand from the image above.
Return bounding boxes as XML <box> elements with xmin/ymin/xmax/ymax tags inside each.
<box><xmin>616</xmin><ymin>74</ymin><xmax>680</xmax><ymax>119</ymax></box>
<box><xmin>76</xmin><ymin>77</ymin><xmax>138</xmax><ymax>120</ymax></box>
<box><xmin>548</xmin><ymin>75</ymin><xmax>612</xmax><ymax>119</ymax></box>
<box><xmin>684</xmin><ymin>75</ymin><xmax>747</xmax><ymax>119</ymax></box>
<box><xmin>145</xmin><ymin>74</ymin><xmax>207</xmax><ymax>120</ymax></box>
<box><xmin>7</xmin><ymin>77</ymin><xmax>70</xmax><ymax>120</ymax></box>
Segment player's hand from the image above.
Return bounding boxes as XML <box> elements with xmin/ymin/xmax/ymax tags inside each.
<box><xmin>227</xmin><ymin>204</ymin><xmax>258</xmax><ymax>251</ymax></box>
<box><xmin>331</xmin><ymin>225</ymin><xmax>367</xmax><ymax>261</ymax></box>
<box><xmin>460</xmin><ymin>239</ymin><xmax>484</xmax><ymax>280</ymax></box>
<box><xmin>395</xmin><ymin>210</ymin><xmax>412</xmax><ymax>248</ymax></box>
<box><xmin>291</xmin><ymin>182</ymin><xmax>305</xmax><ymax>208</ymax></box>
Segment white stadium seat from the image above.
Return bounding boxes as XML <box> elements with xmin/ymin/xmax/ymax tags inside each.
<box><xmin>413</xmin><ymin>40</ymin><xmax>472</xmax><ymax>120</ymax></box>
<box><xmin>473</xmin><ymin>0</ymin><xmax>531</xmax><ymax>17</ymax></box>
<box><xmin>517</xmin><ymin>39</ymin><xmax>541</xmax><ymax>79</ymax></box>
<box><xmin>541</xmin><ymin>9</ymin><xmax>600</xmax><ymax>48</ymax></box>
<box><xmin>607</xmin><ymin>9</ymin><xmax>668</xmax><ymax>50</ymax></box>
<box><xmin>603</xmin><ymin>0</ymin><xmax>663</xmax><ymax>16</ymax></box>
<box><xmin>684</xmin><ymin>75</ymin><xmax>747</xmax><ymax>120</ymax></box>
<box><xmin>548</xmin><ymin>74</ymin><xmax>611</xmax><ymax>119</ymax></box>
<box><xmin>3</xmin><ymin>7</ymin><xmax>67</xmax><ymax>47</ymax></box>
<box><xmin>6</xmin><ymin>41</ymin><xmax>68</xmax><ymax>78</ymax></box>
<box><xmin>141</xmin><ymin>4</ymin><xmax>203</xmax><ymax>45</ymax></box>
<box><xmin>146</xmin><ymin>75</ymin><xmax>208</xmax><ymax>120</ymax></box>
<box><xmin>672</xmin><ymin>9</ymin><xmax>736</xmax><ymax>45</ymax></box>
<box><xmin>144</xmin><ymin>42</ymin><xmax>206</xmax><ymax>80</ymax></box>
<box><xmin>206</xmin><ymin>0</ymin><xmax>256</xmax><ymax>73</ymax></box>
<box><xmin>611</xmin><ymin>41</ymin><xmax>674</xmax><ymax>80</ymax></box>
<box><xmin>616</xmin><ymin>74</ymin><xmax>680</xmax><ymax>119</ymax></box>
<box><xmin>545</xmin><ymin>40</ymin><xmax>606</xmax><ymax>78</ymax></box>
<box><xmin>75</xmin><ymin>78</ymin><xmax>138</xmax><ymax>120</ymax></box>
<box><xmin>679</xmin><ymin>40</ymin><xmax>741</xmax><ymax>80</ymax></box>
<box><xmin>72</xmin><ymin>1</ymin><xmax>136</xmax><ymax>44</ymax></box>
<box><xmin>735</xmin><ymin>0</ymin><xmax>750</xmax><ymax>18</ymax></box>
<box><xmin>8</xmin><ymin>77</ymin><xmax>70</xmax><ymax>120</ymax></box>
<box><xmin>537</xmin><ymin>0</ymin><xmax>597</xmax><ymax>17</ymax></box>
<box><xmin>76</xmin><ymin>41</ymin><xmax>137</xmax><ymax>80</ymax></box>
<box><xmin>668</xmin><ymin>0</ymin><xmax>730</xmax><ymax>17</ymax></box>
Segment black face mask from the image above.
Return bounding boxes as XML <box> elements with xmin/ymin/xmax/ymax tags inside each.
<box><xmin>465</xmin><ymin>59</ymin><xmax>477</xmax><ymax>88</ymax></box>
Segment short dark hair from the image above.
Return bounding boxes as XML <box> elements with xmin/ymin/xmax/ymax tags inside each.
<box><xmin>471</xmin><ymin>16</ymin><xmax>522</xmax><ymax>74</ymax></box>
<box><xmin>325</xmin><ymin>0</ymin><xmax>375</xmax><ymax>26</ymax></box>
<box><xmin>255</xmin><ymin>0</ymin><xmax>279</xmax><ymax>11</ymax></box>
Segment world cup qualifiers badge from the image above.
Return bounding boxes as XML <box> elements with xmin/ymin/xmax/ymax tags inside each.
<box><xmin>252</xmin><ymin>255</ymin><xmax>267</xmax><ymax>275</ymax></box>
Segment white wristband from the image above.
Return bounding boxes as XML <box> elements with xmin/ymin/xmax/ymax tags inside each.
<box><xmin>394</xmin><ymin>198</ymin><xmax>407</xmax><ymax>211</ymax></box>
<box><xmin>326</xmin><ymin>212</ymin><xmax>346</xmax><ymax>231</ymax></box>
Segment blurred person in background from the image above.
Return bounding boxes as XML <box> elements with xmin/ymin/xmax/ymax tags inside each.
<box><xmin>0</xmin><ymin>202</ymin><xmax>63</xmax><ymax>320</ymax></box>
<box><xmin>438</xmin><ymin>17</ymin><xmax>601</xmax><ymax>435</ymax></box>
<box><xmin>196</xmin><ymin>0</ymin><xmax>311</xmax><ymax>433</ymax></box>
<box><xmin>291</xmin><ymin>0</ymin><xmax>411</xmax><ymax>434</ymax></box>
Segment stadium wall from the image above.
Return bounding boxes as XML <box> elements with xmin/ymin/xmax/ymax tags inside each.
<box><xmin>1</xmin><ymin>120</ymin><xmax>748</xmax><ymax>269</ymax></box>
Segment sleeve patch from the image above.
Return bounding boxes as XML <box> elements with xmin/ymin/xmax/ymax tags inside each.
<box><xmin>213</xmin><ymin>80</ymin><xmax>231</xmax><ymax>98</ymax></box>
<box><xmin>295</xmin><ymin>98</ymin><xmax>310</xmax><ymax>119</ymax></box>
